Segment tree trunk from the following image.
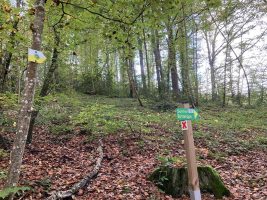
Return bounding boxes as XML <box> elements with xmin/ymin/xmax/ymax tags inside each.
<box><xmin>151</xmin><ymin>30</ymin><xmax>165</xmax><ymax>97</ymax></box>
<box><xmin>193</xmin><ymin>27</ymin><xmax>199</xmax><ymax>106</ymax></box>
<box><xmin>203</xmin><ymin>30</ymin><xmax>219</xmax><ymax>102</ymax></box>
<box><xmin>5</xmin><ymin>0</ymin><xmax>46</xmax><ymax>196</ymax></box>
<box><xmin>149</xmin><ymin>166</ymin><xmax>230</xmax><ymax>199</ymax></box>
<box><xmin>142</xmin><ymin>15</ymin><xmax>150</xmax><ymax>92</ymax></box>
<box><xmin>27</xmin><ymin>27</ymin><xmax>60</xmax><ymax>143</ymax></box>
<box><xmin>138</xmin><ymin>37</ymin><xmax>147</xmax><ymax>94</ymax></box>
<box><xmin>229</xmin><ymin>57</ymin><xmax>234</xmax><ymax>100</ymax></box>
<box><xmin>222</xmin><ymin>42</ymin><xmax>230</xmax><ymax>107</ymax></box>
<box><xmin>127</xmin><ymin>57</ymin><xmax>143</xmax><ymax>107</ymax></box>
<box><xmin>167</xmin><ymin>22</ymin><xmax>179</xmax><ymax>101</ymax></box>
<box><xmin>178</xmin><ymin>11</ymin><xmax>193</xmax><ymax>104</ymax></box>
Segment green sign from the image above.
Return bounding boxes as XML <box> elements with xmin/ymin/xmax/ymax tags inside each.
<box><xmin>176</xmin><ymin>108</ymin><xmax>199</xmax><ymax>121</ymax></box>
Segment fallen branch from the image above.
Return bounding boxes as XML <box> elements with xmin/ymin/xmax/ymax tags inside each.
<box><xmin>46</xmin><ymin>140</ymin><xmax>103</xmax><ymax>200</ymax></box>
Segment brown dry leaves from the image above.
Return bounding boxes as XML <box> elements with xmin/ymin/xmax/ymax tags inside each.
<box><xmin>0</xmin><ymin>124</ymin><xmax>266</xmax><ymax>200</ymax></box>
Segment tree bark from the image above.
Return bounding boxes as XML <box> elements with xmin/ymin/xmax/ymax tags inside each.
<box><xmin>126</xmin><ymin>57</ymin><xmax>143</xmax><ymax>107</ymax></box>
<box><xmin>167</xmin><ymin>22</ymin><xmax>179</xmax><ymax>101</ymax></box>
<box><xmin>150</xmin><ymin>166</ymin><xmax>230</xmax><ymax>198</ymax></box>
<box><xmin>138</xmin><ymin>37</ymin><xmax>147</xmax><ymax>93</ymax></box>
<box><xmin>151</xmin><ymin>30</ymin><xmax>165</xmax><ymax>97</ymax></box>
<box><xmin>193</xmin><ymin>25</ymin><xmax>199</xmax><ymax>106</ymax></box>
<box><xmin>27</xmin><ymin>27</ymin><xmax>60</xmax><ymax>143</ymax></box>
<box><xmin>222</xmin><ymin>42</ymin><xmax>230</xmax><ymax>107</ymax></box>
<box><xmin>177</xmin><ymin>5</ymin><xmax>194</xmax><ymax>105</ymax></box>
<box><xmin>142</xmin><ymin>15</ymin><xmax>150</xmax><ymax>92</ymax></box>
<box><xmin>204</xmin><ymin>31</ymin><xmax>218</xmax><ymax>102</ymax></box>
<box><xmin>5</xmin><ymin>0</ymin><xmax>46</xmax><ymax>196</ymax></box>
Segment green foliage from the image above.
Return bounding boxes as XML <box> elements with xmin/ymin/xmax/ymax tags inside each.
<box><xmin>152</xmin><ymin>100</ymin><xmax>177</xmax><ymax>112</ymax></box>
<box><xmin>207</xmin><ymin>151</ymin><xmax>227</xmax><ymax>162</ymax></box>
<box><xmin>196</xmin><ymin>106</ymin><xmax>267</xmax><ymax>131</ymax></box>
<box><xmin>0</xmin><ymin>92</ymin><xmax>18</xmax><ymax>129</ymax></box>
<box><xmin>0</xmin><ymin>149</ymin><xmax>8</xmax><ymax>159</ymax></box>
<box><xmin>49</xmin><ymin>124</ymin><xmax>73</xmax><ymax>135</ymax></box>
<box><xmin>33</xmin><ymin>93</ymin><xmax>266</xmax><ymax>154</ymax></box>
<box><xmin>0</xmin><ymin>186</ymin><xmax>31</xmax><ymax>199</ymax></box>
<box><xmin>205</xmin><ymin>0</ymin><xmax>221</xmax><ymax>8</ymax></box>
<box><xmin>73</xmin><ymin>103</ymin><xmax>126</xmax><ymax>134</ymax></box>
<box><xmin>37</xmin><ymin>93</ymin><xmax>81</xmax><ymax>134</ymax></box>
<box><xmin>0</xmin><ymin>92</ymin><xmax>18</xmax><ymax>110</ymax></box>
<box><xmin>157</xmin><ymin>156</ymin><xmax>186</xmax><ymax>167</ymax></box>
<box><xmin>150</xmin><ymin>166</ymin><xmax>230</xmax><ymax>198</ymax></box>
<box><xmin>0</xmin><ymin>171</ymin><xmax>7</xmax><ymax>180</ymax></box>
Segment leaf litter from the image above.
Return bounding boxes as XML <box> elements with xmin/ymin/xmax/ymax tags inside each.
<box><xmin>0</xmin><ymin>123</ymin><xmax>266</xmax><ymax>199</ymax></box>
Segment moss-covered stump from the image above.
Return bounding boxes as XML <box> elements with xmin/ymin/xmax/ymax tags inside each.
<box><xmin>149</xmin><ymin>166</ymin><xmax>230</xmax><ymax>199</ymax></box>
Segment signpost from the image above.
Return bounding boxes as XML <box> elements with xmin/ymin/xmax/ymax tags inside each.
<box><xmin>176</xmin><ymin>108</ymin><xmax>199</xmax><ymax>121</ymax></box>
<box><xmin>177</xmin><ymin>103</ymin><xmax>201</xmax><ymax>200</ymax></box>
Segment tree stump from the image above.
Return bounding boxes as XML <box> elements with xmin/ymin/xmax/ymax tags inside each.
<box><xmin>149</xmin><ymin>166</ymin><xmax>230</xmax><ymax>199</ymax></box>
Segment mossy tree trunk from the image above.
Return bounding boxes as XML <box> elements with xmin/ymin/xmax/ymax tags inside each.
<box><xmin>149</xmin><ymin>166</ymin><xmax>230</xmax><ymax>199</ymax></box>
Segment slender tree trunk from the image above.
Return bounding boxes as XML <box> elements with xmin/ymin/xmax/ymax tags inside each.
<box><xmin>167</xmin><ymin>22</ymin><xmax>179</xmax><ymax>100</ymax></box>
<box><xmin>204</xmin><ymin>31</ymin><xmax>218</xmax><ymax>101</ymax></box>
<box><xmin>151</xmin><ymin>30</ymin><xmax>165</xmax><ymax>97</ymax></box>
<box><xmin>194</xmin><ymin>27</ymin><xmax>199</xmax><ymax>106</ymax></box>
<box><xmin>178</xmin><ymin>4</ymin><xmax>195</xmax><ymax>105</ymax></box>
<box><xmin>222</xmin><ymin>42</ymin><xmax>230</xmax><ymax>107</ymax></box>
<box><xmin>138</xmin><ymin>37</ymin><xmax>147</xmax><ymax>93</ymax></box>
<box><xmin>229</xmin><ymin>57</ymin><xmax>234</xmax><ymax>99</ymax></box>
<box><xmin>142</xmin><ymin>16</ymin><xmax>150</xmax><ymax>92</ymax></box>
<box><xmin>243</xmin><ymin>67</ymin><xmax>251</xmax><ymax>106</ymax></box>
<box><xmin>5</xmin><ymin>0</ymin><xmax>46</xmax><ymax>196</ymax></box>
<box><xmin>237</xmin><ymin>67</ymin><xmax>241</xmax><ymax>105</ymax></box>
<box><xmin>27</xmin><ymin>28</ymin><xmax>60</xmax><ymax>143</ymax></box>
<box><xmin>155</xmin><ymin>30</ymin><xmax>165</xmax><ymax>90</ymax></box>
<box><xmin>105</xmin><ymin>51</ymin><xmax>113</xmax><ymax>96</ymax></box>
<box><xmin>127</xmin><ymin>57</ymin><xmax>143</xmax><ymax>107</ymax></box>
<box><xmin>114</xmin><ymin>51</ymin><xmax>119</xmax><ymax>83</ymax></box>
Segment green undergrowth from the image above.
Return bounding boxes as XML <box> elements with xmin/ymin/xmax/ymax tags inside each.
<box><xmin>197</xmin><ymin>106</ymin><xmax>267</xmax><ymax>131</ymax></box>
<box><xmin>0</xmin><ymin>92</ymin><xmax>19</xmax><ymax>130</ymax></box>
<box><xmin>2</xmin><ymin>92</ymin><xmax>266</xmax><ymax>153</ymax></box>
<box><xmin>34</xmin><ymin>93</ymin><xmax>267</xmax><ymax>152</ymax></box>
<box><xmin>0</xmin><ymin>186</ymin><xmax>31</xmax><ymax>199</ymax></box>
<box><xmin>36</xmin><ymin>93</ymin><xmax>181</xmax><ymax>138</ymax></box>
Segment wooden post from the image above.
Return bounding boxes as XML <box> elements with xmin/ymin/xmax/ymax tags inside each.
<box><xmin>182</xmin><ymin>103</ymin><xmax>201</xmax><ymax>200</ymax></box>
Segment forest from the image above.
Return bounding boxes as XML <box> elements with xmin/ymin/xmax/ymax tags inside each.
<box><xmin>0</xmin><ymin>0</ymin><xmax>266</xmax><ymax>199</ymax></box>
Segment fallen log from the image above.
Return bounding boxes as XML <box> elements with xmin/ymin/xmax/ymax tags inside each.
<box><xmin>46</xmin><ymin>140</ymin><xmax>103</xmax><ymax>200</ymax></box>
<box><xmin>149</xmin><ymin>165</ymin><xmax>230</xmax><ymax>199</ymax></box>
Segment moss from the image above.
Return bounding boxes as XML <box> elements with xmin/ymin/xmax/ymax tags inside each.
<box><xmin>149</xmin><ymin>166</ymin><xmax>230</xmax><ymax>199</ymax></box>
<box><xmin>198</xmin><ymin>166</ymin><xmax>230</xmax><ymax>198</ymax></box>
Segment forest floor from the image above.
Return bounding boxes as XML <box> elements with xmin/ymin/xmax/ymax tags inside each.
<box><xmin>0</xmin><ymin>93</ymin><xmax>267</xmax><ymax>200</ymax></box>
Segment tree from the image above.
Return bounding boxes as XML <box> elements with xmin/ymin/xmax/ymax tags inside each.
<box><xmin>27</xmin><ymin>21</ymin><xmax>62</xmax><ymax>143</ymax></box>
<box><xmin>166</xmin><ymin>18</ymin><xmax>180</xmax><ymax>100</ymax></box>
<box><xmin>5</xmin><ymin>0</ymin><xmax>46</xmax><ymax>197</ymax></box>
<box><xmin>137</xmin><ymin>37</ymin><xmax>147</xmax><ymax>94</ymax></box>
<box><xmin>151</xmin><ymin>29</ymin><xmax>165</xmax><ymax>98</ymax></box>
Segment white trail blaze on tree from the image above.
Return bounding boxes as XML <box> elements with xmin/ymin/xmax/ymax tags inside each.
<box><xmin>5</xmin><ymin>0</ymin><xmax>46</xmax><ymax>194</ymax></box>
